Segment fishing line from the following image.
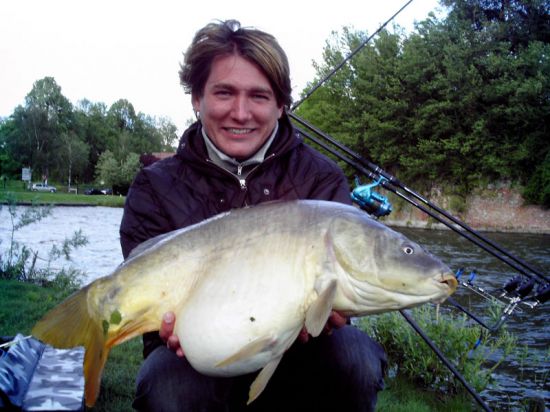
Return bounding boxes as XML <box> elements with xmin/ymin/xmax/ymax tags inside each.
<box><xmin>290</xmin><ymin>0</ymin><xmax>414</xmax><ymax>111</ymax></box>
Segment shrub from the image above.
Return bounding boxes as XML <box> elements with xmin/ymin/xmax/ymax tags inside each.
<box><xmin>357</xmin><ymin>304</ymin><xmax>516</xmax><ymax>394</ymax></box>
<box><xmin>0</xmin><ymin>196</ymin><xmax>87</xmax><ymax>291</ymax></box>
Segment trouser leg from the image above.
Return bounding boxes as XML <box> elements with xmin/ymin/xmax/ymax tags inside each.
<box><xmin>133</xmin><ymin>326</ymin><xmax>386</xmax><ymax>412</ymax></box>
<box><xmin>133</xmin><ymin>346</ymin><xmax>235</xmax><ymax>412</ymax></box>
<box><xmin>245</xmin><ymin>325</ymin><xmax>387</xmax><ymax>412</ymax></box>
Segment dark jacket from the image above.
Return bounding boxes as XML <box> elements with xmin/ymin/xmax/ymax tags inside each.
<box><xmin>119</xmin><ymin>112</ymin><xmax>351</xmax><ymax>357</ymax></box>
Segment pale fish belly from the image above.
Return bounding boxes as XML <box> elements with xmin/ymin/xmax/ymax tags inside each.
<box><xmin>175</xmin><ymin>234</ymin><xmax>316</xmax><ymax>377</ymax></box>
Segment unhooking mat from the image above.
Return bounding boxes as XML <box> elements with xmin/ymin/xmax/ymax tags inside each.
<box><xmin>0</xmin><ymin>334</ymin><xmax>85</xmax><ymax>411</ymax></box>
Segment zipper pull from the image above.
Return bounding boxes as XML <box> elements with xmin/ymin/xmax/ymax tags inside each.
<box><xmin>237</xmin><ymin>164</ymin><xmax>243</xmax><ymax>176</ymax></box>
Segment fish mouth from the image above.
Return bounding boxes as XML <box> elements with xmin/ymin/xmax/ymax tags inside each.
<box><xmin>438</xmin><ymin>272</ymin><xmax>458</xmax><ymax>294</ymax></box>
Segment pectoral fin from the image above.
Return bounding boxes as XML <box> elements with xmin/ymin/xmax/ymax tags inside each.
<box><xmin>216</xmin><ymin>335</ymin><xmax>274</xmax><ymax>368</ymax></box>
<box><xmin>247</xmin><ymin>357</ymin><xmax>282</xmax><ymax>404</ymax></box>
<box><xmin>305</xmin><ymin>279</ymin><xmax>337</xmax><ymax>337</ymax></box>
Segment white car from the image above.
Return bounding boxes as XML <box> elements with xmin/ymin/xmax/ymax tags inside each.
<box><xmin>31</xmin><ymin>183</ymin><xmax>57</xmax><ymax>193</ymax></box>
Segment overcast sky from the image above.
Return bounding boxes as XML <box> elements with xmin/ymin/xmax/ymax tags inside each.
<box><xmin>1</xmin><ymin>0</ymin><xmax>443</xmax><ymax>133</ymax></box>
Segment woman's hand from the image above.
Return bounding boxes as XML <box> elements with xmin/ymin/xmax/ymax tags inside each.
<box><xmin>159</xmin><ymin>312</ymin><xmax>185</xmax><ymax>357</ymax></box>
<box><xmin>298</xmin><ymin>311</ymin><xmax>348</xmax><ymax>343</ymax></box>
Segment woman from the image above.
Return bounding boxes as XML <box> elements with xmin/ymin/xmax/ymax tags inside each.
<box><xmin>120</xmin><ymin>19</ymin><xmax>386</xmax><ymax>412</ymax></box>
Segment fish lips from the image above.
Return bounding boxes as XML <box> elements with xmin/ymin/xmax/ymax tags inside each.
<box><xmin>431</xmin><ymin>271</ymin><xmax>458</xmax><ymax>303</ymax></box>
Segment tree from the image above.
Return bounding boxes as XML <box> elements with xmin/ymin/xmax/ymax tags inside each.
<box><xmin>95</xmin><ymin>150</ymin><xmax>140</xmax><ymax>194</ymax></box>
<box><xmin>56</xmin><ymin>131</ymin><xmax>90</xmax><ymax>188</ymax></box>
<box><xmin>74</xmin><ymin>100</ymin><xmax>111</xmax><ymax>182</ymax></box>
<box><xmin>24</xmin><ymin>77</ymin><xmax>74</xmax><ymax>180</ymax></box>
<box><xmin>0</xmin><ymin>117</ymin><xmax>24</xmax><ymax>178</ymax></box>
<box><xmin>296</xmin><ymin>1</ymin><xmax>549</xmax><ymax>203</ymax></box>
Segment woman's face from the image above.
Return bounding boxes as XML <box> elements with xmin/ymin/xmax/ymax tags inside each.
<box><xmin>192</xmin><ymin>54</ymin><xmax>284</xmax><ymax>160</ymax></box>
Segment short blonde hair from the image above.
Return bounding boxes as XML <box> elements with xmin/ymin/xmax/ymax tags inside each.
<box><xmin>179</xmin><ymin>20</ymin><xmax>292</xmax><ymax>108</ymax></box>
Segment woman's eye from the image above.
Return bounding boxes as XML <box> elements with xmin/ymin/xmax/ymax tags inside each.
<box><xmin>403</xmin><ymin>246</ymin><xmax>414</xmax><ymax>255</ymax></box>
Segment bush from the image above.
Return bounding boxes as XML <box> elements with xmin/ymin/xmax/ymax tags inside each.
<box><xmin>523</xmin><ymin>151</ymin><xmax>550</xmax><ymax>207</ymax></box>
<box><xmin>357</xmin><ymin>304</ymin><xmax>516</xmax><ymax>394</ymax></box>
<box><xmin>0</xmin><ymin>197</ymin><xmax>87</xmax><ymax>291</ymax></box>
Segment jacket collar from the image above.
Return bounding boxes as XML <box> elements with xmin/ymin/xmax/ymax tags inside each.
<box><xmin>176</xmin><ymin>111</ymin><xmax>300</xmax><ymax>163</ymax></box>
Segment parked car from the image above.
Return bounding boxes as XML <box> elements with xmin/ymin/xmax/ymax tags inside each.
<box><xmin>31</xmin><ymin>183</ymin><xmax>57</xmax><ymax>193</ymax></box>
<box><xmin>84</xmin><ymin>188</ymin><xmax>112</xmax><ymax>195</ymax></box>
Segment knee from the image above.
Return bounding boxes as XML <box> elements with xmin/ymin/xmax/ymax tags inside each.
<box><xmin>133</xmin><ymin>346</ymin><xmax>230</xmax><ymax>412</ymax></box>
<box><xmin>326</xmin><ymin>326</ymin><xmax>387</xmax><ymax>388</ymax></box>
<box><xmin>133</xmin><ymin>347</ymin><xmax>186</xmax><ymax>411</ymax></box>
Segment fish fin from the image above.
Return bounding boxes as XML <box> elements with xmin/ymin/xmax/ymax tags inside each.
<box><xmin>32</xmin><ymin>286</ymin><xmax>110</xmax><ymax>407</ymax></box>
<box><xmin>216</xmin><ymin>335</ymin><xmax>274</xmax><ymax>368</ymax></box>
<box><xmin>247</xmin><ymin>357</ymin><xmax>282</xmax><ymax>404</ymax></box>
<box><xmin>127</xmin><ymin>231</ymin><xmax>177</xmax><ymax>259</ymax></box>
<box><xmin>305</xmin><ymin>279</ymin><xmax>337</xmax><ymax>337</ymax></box>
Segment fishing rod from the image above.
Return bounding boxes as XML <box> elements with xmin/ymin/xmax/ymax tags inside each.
<box><xmin>287</xmin><ymin>0</ymin><xmax>547</xmax><ymax>284</ymax></box>
<box><xmin>400</xmin><ymin>310</ymin><xmax>493</xmax><ymax>412</ymax></box>
<box><xmin>289</xmin><ymin>117</ymin><xmax>550</xmax><ymax>411</ymax></box>
<box><xmin>291</xmin><ymin>0</ymin><xmax>414</xmax><ymax>111</ymax></box>
<box><xmin>290</xmin><ymin>2</ymin><xmax>547</xmax><ymax>410</ymax></box>
<box><xmin>291</xmin><ymin>112</ymin><xmax>549</xmax><ymax>285</ymax></box>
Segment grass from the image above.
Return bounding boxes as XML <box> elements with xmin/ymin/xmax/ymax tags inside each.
<box><xmin>0</xmin><ymin>180</ymin><xmax>125</xmax><ymax>207</ymax></box>
<box><xmin>0</xmin><ymin>279</ymin><xmax>478</xmax><ymax>412</ymax></box>
<box><xmin>0</xmin><ymin>280</ymin><xmax>141</xmax><ymax>411</ymax></box>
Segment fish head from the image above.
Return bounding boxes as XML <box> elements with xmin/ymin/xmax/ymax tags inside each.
<box><xmin>327</xmin><ymin>210</ymin><xmax>457</xmax><ymax>316</ymax></box>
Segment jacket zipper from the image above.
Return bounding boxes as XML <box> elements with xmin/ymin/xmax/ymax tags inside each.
<box><xmin>206</xmin><ymin>153</ymin><xmax>276</xmax><ymax>194</ymax></box>
<box><xmin>205</xmin><ymin>159</ymin><xmax>247</xmax><ymax>190</ymax></box>
<box><xmin>236</xmin><ymin>164</ymin><xmax>246</xmax><ymax>190</ymax></box>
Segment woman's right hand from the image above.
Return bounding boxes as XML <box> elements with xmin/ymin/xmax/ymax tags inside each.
<box><xmin>159</xmin><ymin>311</ymin><xmax>185</xmax><ymax>357</ymax></box>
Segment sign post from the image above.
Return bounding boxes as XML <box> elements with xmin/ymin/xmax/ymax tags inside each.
<box><xmin>22</xmin><ymin>168</ymin><xmax>31</xmax><ymax>189</ymax></box>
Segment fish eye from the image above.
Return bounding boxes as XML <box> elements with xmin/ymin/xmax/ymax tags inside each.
<box><xmin>402</xmin><ymin>245</ymin><xmax>414</xmax><ymax>255</ymax></box>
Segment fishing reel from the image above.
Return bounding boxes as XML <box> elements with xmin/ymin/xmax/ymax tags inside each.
<box><xmin>454</xmin><ymin>268</ymin><xmax>549</xmax><ymax>333</ymax></box>
<box><xmin>351</xmin><ymin>176</ymin><xmax>392</xmax><ymax>218</ymax></box>
<box><xmin>500</xmin><ymin>275</ymin><xmax>550</xmax><ymax>308</ymax></box>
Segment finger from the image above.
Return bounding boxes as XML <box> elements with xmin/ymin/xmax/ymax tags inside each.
<box><xmin>329</xmin><ymin>311</ymin><xmax>348</xmax><ymax>329</ymax></box>
<box><xmin>159</xmin><ymin>311</ymin><xmax>176</xmax><ymax>342</ymax></box>
<box><xmin>298</xmin><ymin>327</ymin><xmax>309</xmax><ymax>343</ymax></box>
<box><xmin>166</xmin><ymin>335</ymin><xmax>180</xmax><ymax>351</ymax></box>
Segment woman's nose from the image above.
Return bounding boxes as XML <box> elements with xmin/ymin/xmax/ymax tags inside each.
<box><xmin>231</xmin><ymin>96</ymin><xmax>252</xmax><ymax>122</ymax></box>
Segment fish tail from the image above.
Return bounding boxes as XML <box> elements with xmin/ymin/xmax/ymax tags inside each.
<box><xmin>31</xmin><ymin>285</ymin><xmax>109</xmax><ymax>407</ymax></box>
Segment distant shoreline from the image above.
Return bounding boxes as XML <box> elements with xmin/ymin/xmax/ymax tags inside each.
<box><xmin>381</xmin><ymin>185</ymin><xmax>550</xmax><ymax>234</ymax></box>
<box><xmin>3</xmin><ymin>188</ymin><xmax>549</xmax><ymax>234</ymax></box>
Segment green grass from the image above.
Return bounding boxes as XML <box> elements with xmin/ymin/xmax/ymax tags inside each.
<box><xmin>0</xmin><ymin>180</ymin><xmax>125</xmax><ymax>207</ymax></box>
<box><xmin>0</xmin><ymin>280</ymin><xmax>141</xmax><ymax>411</ymax></box>
<box><xmin>0</xmin><ymin>279</ymin><xmax>478</xmax><ymax>411</ymax></box>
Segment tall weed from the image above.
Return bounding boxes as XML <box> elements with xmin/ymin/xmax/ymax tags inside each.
<box><xmin>0</xmin><ymin>195</ymin><xmax>87</xmax><ymax>291</ymax></box>
<box><xmin>357</xmin><ymin>304</ymin><xmax>516</xmax><ymax>394</ymax></box>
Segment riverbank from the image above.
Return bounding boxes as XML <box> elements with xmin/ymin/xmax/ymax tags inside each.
<box><xmin>0</xmin><ymin>190</ymin><xmax>125</xmax><ymax>207</ymax></box>
<box><xmin>381</xmin><ymin>184</ymin><xmax>550</xmax><ymax>234</ymax></box>
<box><xmin>3</xmin><ymin>183</ymin><xmax>549</xmax><ymax>233</ymax></box>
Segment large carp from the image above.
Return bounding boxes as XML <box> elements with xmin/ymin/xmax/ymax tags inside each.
<box><xmin>32</xmin><ymin>200</ymin><xmax>457</xmax><ymax>406</ymax></box>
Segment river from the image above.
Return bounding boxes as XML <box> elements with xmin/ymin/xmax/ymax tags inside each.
<box><xmin>0</xmin><ymin>205</ymin><xmax>548</xmax><ymax>410</ymax></box>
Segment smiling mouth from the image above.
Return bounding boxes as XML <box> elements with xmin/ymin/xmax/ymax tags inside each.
<box><xmin>225</xmin><ymin>128</ymin><xmax>254</xmax><ymax>135</ymax></box>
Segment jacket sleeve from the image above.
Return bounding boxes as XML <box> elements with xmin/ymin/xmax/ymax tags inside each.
<box><xmin>119</xmin><ymin>169</ymin><xmax>171</xmax><ymax>259</ymax></box>
<box><xmin>310</xmin><ymin>167</ymin><xmax>352</xmax><ymax>205</ymax></box>
<box><xmin>299</xmin><ymin>145</ymin><xmax>352</xmax><ymax>205</ymax></box>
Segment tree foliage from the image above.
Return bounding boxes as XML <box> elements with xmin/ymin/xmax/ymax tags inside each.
<box><xmin>95</xmin><ymin>150</ymin><xmax>141</xmax><ymax>194</ymax></box>
<box><xmin>296</xmin><ymin>0</ymin><xmax>550</xmax><ymax>205</ymax></box>
<box><xmin>0</xmin><ymin>80</ymin><xmax>179</xmax><ymax>188</ymax></box>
